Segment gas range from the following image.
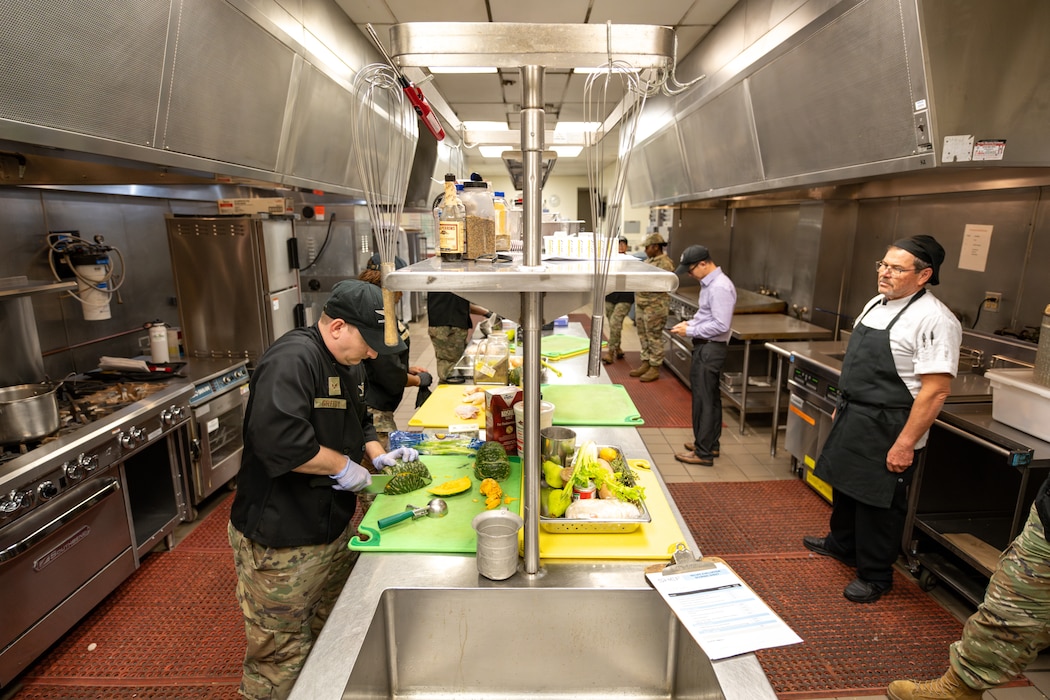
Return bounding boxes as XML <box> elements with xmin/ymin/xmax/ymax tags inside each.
<box><xmin>0</xmin><ymin>381</ymin><xmax>193</xmax><ymax>527</ymax></box>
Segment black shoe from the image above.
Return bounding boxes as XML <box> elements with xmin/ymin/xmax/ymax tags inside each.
<box><xmin>802</xmin><ymin>536</ymin><xmax>857</xmax><ymax>567</ymax></box>
<box><xmin>843</xmin><ymin>578</ymin><xmax>890</xmax><ymax>603</ymax></box>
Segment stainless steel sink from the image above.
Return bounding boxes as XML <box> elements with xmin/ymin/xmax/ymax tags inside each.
<box><xmin>342</xmin><ymin>587</ymin><xmax>727</xmax><ymax>699</ymax></box>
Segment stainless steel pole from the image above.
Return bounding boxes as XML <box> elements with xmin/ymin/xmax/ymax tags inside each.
<box><xmin>520</xmin><ymin>64</ymin><xmax>544</xmax><ymax>575</ymax></box>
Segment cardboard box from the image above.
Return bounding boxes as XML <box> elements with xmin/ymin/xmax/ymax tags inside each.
<box><xmin>986</xmin><ymin>368</ymin><xmax>1050</xmax><ymax>443</ymax></box>
<box><xmin>484</xmin><ymin>387</ymin><xmax>522</xmax><ymax>454</ymax></box>
<box><xmin>217</xmin><ymin>197</ymin><xmax>293</xmax><ymax>216</ymax></box>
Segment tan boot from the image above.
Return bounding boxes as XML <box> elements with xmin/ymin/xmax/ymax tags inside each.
<box><xmin>639</xmin><ymin>365</ymin><xmax>660</xmax><ymax>382</ymax></box>
<box><xmin>887</xmin><ymin>668</ymin><xmax>983</xmax><ymax>700</ymax></box>
<box><xmin>602</xmin><ymin>346</ymin><xmax>618</xmax><ymax>365</ymax></box>
<box><xmin>629</xmin><ymin>363</ymin><xmax>649</xmax><ymax>377</ymax></box>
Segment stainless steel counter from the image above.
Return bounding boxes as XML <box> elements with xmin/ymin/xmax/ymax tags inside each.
<box><xmin>289</xmin><ymin>324</ymin><xmax>779</xmax><ymax>700</ymax></box>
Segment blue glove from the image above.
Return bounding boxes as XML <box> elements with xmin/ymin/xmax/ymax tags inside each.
<box><xmin>330</xmin><ymin>457</ymin><xmax>372</xmax><ymax>492</ymax></box>
<box><xmin>372</xmin><ymin>447</ymin><xmax>419</xmax><ymax>470</ymax></box>
<box><xmin>416</xmin><ymin>371</ymin><xmax>433</xmax><ymax>389</ymax></box>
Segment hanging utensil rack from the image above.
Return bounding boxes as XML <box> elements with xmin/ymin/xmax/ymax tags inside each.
<box><xmin>383</xmin><ymin>23</ymin><xmax>680</xmax><ymax>575</ymax></box>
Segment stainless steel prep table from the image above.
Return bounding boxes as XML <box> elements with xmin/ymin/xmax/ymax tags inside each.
<box><xmin>726</xmin><ymin>315</ymin><xmax>833</xmax><ymax>433</ymax></box>
<box><xmin>289</xmin><ymin>322</ymin><xmax>779</xmax><ymax>700</ymax></box>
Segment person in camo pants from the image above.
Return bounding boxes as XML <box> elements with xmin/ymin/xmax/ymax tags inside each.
<box><xmin>888</xmin><ymin>478</ymin><xmax>1050</xmax><ymax>699</ymax></box>
<box><xmin>629</xmin><ymin>232</ymin><xmax>674</xmax><ymax>383</ymax></box>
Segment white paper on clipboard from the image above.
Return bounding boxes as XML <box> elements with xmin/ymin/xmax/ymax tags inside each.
<box><xmin>645</xmin><ymin>562</ymin><xmax>802</xmax><ymax>660</ymax></box>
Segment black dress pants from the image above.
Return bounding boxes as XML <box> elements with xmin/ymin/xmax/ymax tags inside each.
<box><xmin>689</xmin><ymin>341</ymin><xmax>728</xmax><ymax>459</ymax></box>
<box><xmin>825</xmin><ymin>475</ymin><xmax>911</xmax><ymax>587</ymax></box>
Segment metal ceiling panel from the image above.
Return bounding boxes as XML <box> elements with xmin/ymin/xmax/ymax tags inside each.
<box><xmin>589</xmin><ymin>0</ymin><xmax>696</xmax><ymax>24</ymax></box>
<box><xmin>388</xmin><ymin>0</ymin><xmax>489</xmax><ymax>21</ymax></box>
<box><xmin>491</xmin><ymin>0</ymin><xmax>590</xmax><ymax>22</ymax></box>
<box><xmin>431</xmin><ymin>73</ymin><xmax>505</xmax><ymax>103</ymax></box>
<box><xmin>682</xmin><ymin>0</ymin><xmax>742</xmax><ymax>25</ymax></box>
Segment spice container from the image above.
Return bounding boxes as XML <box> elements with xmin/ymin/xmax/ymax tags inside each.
<box><xmin>492</xmin><ymin>191</ymin><xmax>510</xmax><ymax>251</ymax></box>
<box><xmin>461</xmin><ymin>180</ymin><xmax>495</xmax><ymax>260</ymax></box>
<box><xmin>436</xmin><ymin>173</ymin><xmax>464</xmax><ymax>261</ymax></box>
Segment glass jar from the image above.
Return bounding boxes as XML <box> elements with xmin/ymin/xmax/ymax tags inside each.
<box><xmin>474</xmin><ymin>332</ymin><xmax>509</xmax><ymax>385</ymax></box>
<box><xmin>461</xmin><ymin>181</ymin><xmax>495</xmax><ymax>260</ymax></box>
<box><xmin>437</xmin><ymin>173</ymin><xmax>464</xmax><ymax>261</ymax></box>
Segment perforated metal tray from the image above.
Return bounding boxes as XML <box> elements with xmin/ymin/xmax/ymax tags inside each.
<box><xmin>539</xmin><ymin>446</ymin><xmax>650</xmax><ymax>534</ymax></box>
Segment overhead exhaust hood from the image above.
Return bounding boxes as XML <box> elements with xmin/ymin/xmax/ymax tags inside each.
<box><xmin>501</xmin><ymin>150</ymin><xmax>557</xmax><ymax>191</ymax></box>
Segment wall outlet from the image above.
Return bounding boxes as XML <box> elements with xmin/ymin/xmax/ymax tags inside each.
<box><xmin>983</xmin><ymin>292</ymin><xmax>1002</xmax><ymax>312</ymax></box>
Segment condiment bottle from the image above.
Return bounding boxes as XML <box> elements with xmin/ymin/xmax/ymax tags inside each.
<box><xmin>492</xmin><ymin>191</ymin><xmax>509</xmax><ymax>251</ymax></box>
<box><xmin>437</xmin><ymin>173</ymin><xmax>464</xmax><ymax>261</ymax></box>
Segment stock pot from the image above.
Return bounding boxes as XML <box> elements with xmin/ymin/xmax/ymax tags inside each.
<box><xmin>0</xmin><ymin>382</ymin><xmax>61</xmax><ymax>444</ymax></box>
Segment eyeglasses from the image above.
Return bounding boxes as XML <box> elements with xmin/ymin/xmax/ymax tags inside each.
<box><xmin>875</xmin><ymin>261</ymin><xmax>917</xmax><ymax>276</ymax></box>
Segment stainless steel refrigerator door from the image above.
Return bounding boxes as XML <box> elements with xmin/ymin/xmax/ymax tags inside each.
<box><xmin>258</xmin><ymin>218</ymin><xmax>298</xmax><ymax>293</ymax></box>
<box><xmin>268</xmin><ymin>287</ymin><xmax>300</xmax><ymax>343</ymax></box>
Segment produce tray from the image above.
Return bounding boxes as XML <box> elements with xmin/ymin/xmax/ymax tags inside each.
<box><xmin>349</xmin><ymin>455</ymin><xmax>522</xmax><ymax>553</ymax></box>
<box><xmin>538</xmin><ymin>446</ymin><xmax>650</xmax><ymax>533</ymax></box>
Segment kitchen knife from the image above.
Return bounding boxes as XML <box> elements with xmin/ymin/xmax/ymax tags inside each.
<box><xmin>364</xmin><ymin>23</ymin><xmax>445</xmax><ymax>141</ymax></box>
<box><xmin>308</xmin><ymin>474</ymin><xmax>394</xmax><ymax>494</ymax></box>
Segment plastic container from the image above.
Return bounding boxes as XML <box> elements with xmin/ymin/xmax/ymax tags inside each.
<box><xmin>514</xmin><ymin>400</ymin><xmax>555</xmax><ymax>458</ymax></box>
<box><xmin>986</xmin><ymin>368</ymin><xmax>1050</xmax><ymax>442</ymax></box>
<box><xmin>436</xmin><ymin>174</ymin><xmax>464</xmax><ymax>261</ymax></box>
<box><xmin>461</xmin><ymin>181</ymin><xmax>495</xmax><ymax>260</ymax></box>
<box><xmin>148</xmin><ymin>320</ymin><xmax>169</xmax><ymax>364</ymax></box>
<box><xmin>472</xmin><ymin>509</ymin><xmax>523</xmax><ymax>580</ymax></box>
<box><xmin>492</xmin><ymin>191</ymin><xmax>509</xmax><ymax>251</ymax></box>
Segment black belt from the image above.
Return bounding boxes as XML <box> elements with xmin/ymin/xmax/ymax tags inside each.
<box><xmin>692</xmin><ymin>337</ymin><xmax>727</xmax><ymax>346</ymax></box>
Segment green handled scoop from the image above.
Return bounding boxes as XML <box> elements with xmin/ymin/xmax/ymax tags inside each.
<box><xmin>377</xmin><ymin>498</ymin><xmax>448</xmax><ymax>529</ymax></box>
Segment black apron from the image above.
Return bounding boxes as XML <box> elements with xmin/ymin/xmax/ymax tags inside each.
<box><xmin>814</xmin><ymin>289</ymin><xmax>925</xmax><ymax>508</ymax></box>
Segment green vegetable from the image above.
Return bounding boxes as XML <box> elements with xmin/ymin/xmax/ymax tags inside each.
<box><xmin>473</xmin><ymin>441</ymin><xmax>512</xmax><ymax>482</ymax></box>
<box><xmin>412</xmin><ymin>438</ymin><xmax>477</xmax><ymax>455</ymax></box>
<box><xmin>381</xmin><ymin>459</ymin><xmax>433</xmax><ymax>495</ymax></box>
<box><xmin>564</xmin><ymin>441</ymin><xmax>645</xmax><ymax>504</ymax></box>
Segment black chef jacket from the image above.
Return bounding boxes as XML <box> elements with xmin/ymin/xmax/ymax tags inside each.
<box><xmin>230</xmin><ymin>325</ymin><xmax>377</xmax><ymax>548</ymax></box>
<box><xmin>427</xmin><ymin>292</ymin><xmax>472</xmax><ymax>329</ymax></box>
<box><xmin>364</xmin><ymin>322</ymin><xmax>411</xmax><ymax>412</ymax></box>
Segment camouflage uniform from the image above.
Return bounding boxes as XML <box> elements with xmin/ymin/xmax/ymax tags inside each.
<box><xmin>947</xmin><ymin>501</ymin><xmax>1050</xmax><ymax>690</ymax></box>
<box><xmin>635</xmin><ymin>250</ymin><xmax>674</xmax><ymax>367</ymax></box>
<box><xmin>367</xmin><ymin>407</ymin><xmax>396</xmax><ymax>451</ymax></box>
<box><xmin>228</xmin><ymin>519</ymin><xmax>359</xmax><ymax>699</ymax></box>
<box><xmin>428</xmin><ymin>326</ymin><xmax>469</xmax><ymax>382</ymax></box>
<box><xmin>603</xmin><ymin>298</ymin><xmax>632</xmax><ymax>349</ymax></box>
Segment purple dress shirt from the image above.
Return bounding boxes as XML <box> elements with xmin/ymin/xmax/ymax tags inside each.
<box><xmin>686</xmin><ymin>267</ymin><xmax>736</xmax><ymax>342</ymax></box>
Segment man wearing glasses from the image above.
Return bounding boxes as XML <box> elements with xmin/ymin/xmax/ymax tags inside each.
<box><xmin>803</xmin><ymin>235</ymin><xmax>961</xmax><ymax>604</ymax></box>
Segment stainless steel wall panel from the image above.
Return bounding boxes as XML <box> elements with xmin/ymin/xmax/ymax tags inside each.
<box><xmin>749</xmin><ymin>0</ymin><xmax>918</xmax><ymax>179</ymax></box>
<box><xmin>921</xmin><ymin>0</ymin><xmax>1050</xmax><ymax>166</ymax></box>
<box><xmin>160</xmin><ymin>0</ymin><xmax>296</xmax><ymax>171</ymax></box>
<box><xmin>0</xmin><ymin>0</ymin><xmax>171</xmax><ymax>146</ymax></box>
<box><xmin>678</xmin><ymin>82</ymin><xmax>764</xmax><ymax>194</ymax></box>
<box><xmin>284</xmin><ymin>63</ymin><xmax>355</xmax><ymax>188</ymax></box>
<box><xmin>625</xmin><ymin>149</ymin><xmax>655</xmax><ymax>207</ymax></box>
<box><xmin>641</xmin><ymin>127</ymin><xmax>691</xmax><ymax>203</ymax></box>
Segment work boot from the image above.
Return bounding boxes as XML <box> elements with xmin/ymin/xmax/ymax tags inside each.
<box><xmin>887</xmin><ymin>668</ymin><xmax>983</xmax><ymax>700</ymax></box>
<box><xmin>602</xmin><ymin>346</ymin><xmax>619</xmax><ymax>365</ymax></box>
<box><xmin>639</xmin><ymin>365</ymin><xmax>660</xmax><ymax>382</ymax></box>
<box><xmin>616</xmin><ymin>347</ymin><xmax>625</xmax><ymax>359</ymax></box>
<box><xmin>629</xmin><ymin>363</ymin><xmax>649</xmax><ymax>377</ymax></box>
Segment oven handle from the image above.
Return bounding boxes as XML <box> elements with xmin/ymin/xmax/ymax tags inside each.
<box><xmin>0</xmin><ymin>478</ymin><xmax>121</xmax><ymax>564</ymax></box>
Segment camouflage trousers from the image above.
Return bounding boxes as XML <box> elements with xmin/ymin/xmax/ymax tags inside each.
<box><xmin>604</xmin><ymin>301</ymin><xmax>631</xmax><ymax>349</ymax></box>
<box><xmin>428</xmin><ymin>326</ymin><xmax>469</xmax><ymax>382</ymax></box>
<box><xmin>950</xmin><ymin>502</ymin><xmax>1050</xmax><ymax>689</ymax></box>
<box><xmin>228</xmin><ymin>520</ymin><xmax>359</xmax><ymax>699</ymax></box>
<box><xmin>367</xmin><ymin>406</ymin><xmax>396</xmax><ymax>451</ymax></box>
<box><xmin>634</xmin><ymin>299</ymin><xmax>669</xmax><ymax>366</ymax></box>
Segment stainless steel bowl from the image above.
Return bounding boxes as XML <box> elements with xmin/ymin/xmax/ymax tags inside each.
<box><xmin>0</xmin><ymin>382</ymin><xmax>61</xmax><ymax>444</ymax></box>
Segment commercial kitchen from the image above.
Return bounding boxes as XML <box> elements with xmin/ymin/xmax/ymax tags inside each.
<box><xmin>3</xmin><ymin>1</ymin><xmax>1050</xmax><ymax>699</ymax></box>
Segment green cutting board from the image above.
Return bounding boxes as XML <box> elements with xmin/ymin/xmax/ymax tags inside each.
<box><xmin>542</xmin><ymin>384</ymin><xmax>644</xmax><ymax>426</ymax></box>
<box><xmin>540</xmin><ymin>334</ymin><xmax>604</xmax><ymax>360</ymax></box>
<box><xmin>350</xmin><ymin>456</ymin><xmax>522</xmax><ymax>553</ymax></box>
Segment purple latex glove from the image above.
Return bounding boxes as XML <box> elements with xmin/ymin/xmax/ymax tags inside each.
<box><xmin>372</xmin><ymin>447</ymin><xmax>419</xmax><ymax>470</ymax></box>
<box><xmin>330</xmin><ymin>456</ymin><xmax>372</xmax><ymax>492</ymax></box>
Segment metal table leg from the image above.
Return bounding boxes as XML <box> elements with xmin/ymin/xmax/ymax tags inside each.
<box><xmin>769</xmin><ymin>354</ymin><xmax>785</xmax><ymax>456</ymax></box>
<box><xmin>738</xmin><ymin>339</ymin><xmax>751</xmax><ymax>433</ymax></box>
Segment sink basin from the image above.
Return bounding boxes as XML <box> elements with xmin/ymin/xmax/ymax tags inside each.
<box><xmin>342</xmin><ymin>587</ymin><xmax>727</xmax><ymax>699</ymax></box>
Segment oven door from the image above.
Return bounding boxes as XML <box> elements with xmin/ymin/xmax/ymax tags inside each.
<box><xmin>663</xmin><ymin>331</ymin><xmax>693</xmax><ymax>387</ymax></box>
<box><xmin>190</xmin><ymin>384</ymin><xmax>248</xmax><ymax>504</ymax></box>
<box><xmin>0</xmin><ymin>475</ymin><xmax>135</xmax><ymax>684</ymax></box>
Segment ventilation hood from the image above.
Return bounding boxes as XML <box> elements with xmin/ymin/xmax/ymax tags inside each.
<box><xmin>501</xmin><ymin>151</ymin><xmax>557</xmax><ymax>191</ymax></box>
<box><xmin>631</xmin><ymin>0</ymin><xmax>1050</xmax><ymax>205</ymax></box>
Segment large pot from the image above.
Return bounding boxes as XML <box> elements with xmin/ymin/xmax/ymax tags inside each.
<box><xmin>0</xmin><ymin>382</ymin><xmax>61</xmax><ymax>444</ymax></box>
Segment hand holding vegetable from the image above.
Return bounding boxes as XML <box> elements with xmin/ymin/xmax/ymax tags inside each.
<box><xmin>372</xmin><ymin>447</ymin><xmax>419</xmax><ymax>470</ymax></box>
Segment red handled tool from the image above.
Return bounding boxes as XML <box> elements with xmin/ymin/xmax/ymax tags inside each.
<box><xmin>365</xmin><ymin>23</ymin><xmax>445</xmax><ymax>141</ymax></box>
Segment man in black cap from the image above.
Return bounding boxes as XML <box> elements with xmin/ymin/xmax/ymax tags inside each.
<box><xmin>229</xmin><ymin>279</ymin><xmax>421</xmax><ymax>699</ymax></box>
<box><xmin>803</xmin><ymin>235</ymin><xmax>961</xmax><ymax>604</ymax></box>
<box><xmin>602</xmin><ymin>236</ymin><xmax>634</xmax><ymax>364</ymax></box>
<box><xmin>670</xmin><ymin>245</ymin><xmax>736</xmax><ymax>467</ymax></box>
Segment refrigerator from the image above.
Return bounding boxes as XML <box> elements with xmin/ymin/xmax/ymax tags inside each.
<box><xmin>166</xmin><ymin>214</ymin><xmax>302</xmax><ymax>364</ymax></box>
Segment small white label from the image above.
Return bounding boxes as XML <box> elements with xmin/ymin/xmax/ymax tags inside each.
<box><xmin>448</xmin><ymin>423</ymin><xmax>476</xmax><ymax>433</ymax></box>
<box><xmin>959</xmin><ymin>224</ymin><xmax>993</xmax><ymax>272</ymax></box>
<box><xmin>973</xmin><ymin>139</ymin><xmax>1006</xmax><ymax>161</ymax></box>
<box><xmin>207</xmin><ymin>417</ymin><xmax>220</xmax><ymax>434</ymax></box>
<box><xmin>915</xmin><ymin>98</ymin><xmax>927</xmax><ymax>111</ymax></box>
<box><xmin>271</xmin><ymin>296</ymin><xmax>280</xmax><ymax>310</ymax></box>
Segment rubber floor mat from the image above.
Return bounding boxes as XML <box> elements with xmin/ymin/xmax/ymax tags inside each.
<box><xmin>669</xmin><ymin>480</ymin><xmax>1029</xmax><ymax>697</ymax></box>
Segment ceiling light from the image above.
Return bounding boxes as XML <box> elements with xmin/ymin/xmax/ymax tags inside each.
<box><xmin>478</xmin><ymin>146</ymin><xmax>512</xmax><ymax>158</ymax></box>
<box><xmin>555</xmin><ymin>122</ymin><xmax>600</xmax><ymax>133</ymax></box>
<box><xmin>551</xmin><ymin>146</ymin><xmax>583</xmax><ymax>158</ymax></box>
<box><xmin>463</xmin><ymin>121</ymin><xmax>510</xmax><ymax>132</ymax></box>
<box><xmin>428</xmin><ymin>66</ymin><xmax>497</xmax><ymax>74</ymax></box>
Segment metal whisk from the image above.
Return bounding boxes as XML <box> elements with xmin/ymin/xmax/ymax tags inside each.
<box><xmin>350</xmin><ymin>63</ymin><xmax>417</xmax><ymax>346</ymax></box>
<box><xmin>583</xmin><ymin>38</ymin><xmax>649</xmax><ymax>376</ymax></box>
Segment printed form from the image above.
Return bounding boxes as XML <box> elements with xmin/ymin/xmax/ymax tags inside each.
<box><xmin>646</xmin><ymin>562</ymin><xmax>802</xmax><ymax>660</ymax></box>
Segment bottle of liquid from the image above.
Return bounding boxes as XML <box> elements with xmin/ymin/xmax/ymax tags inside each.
<box><xmin>492</xmin><ymin>191</ymin><xmax>509</xmax><ymax>252</ymax></box>
<box><xmin>437</xmin><ymin>173</ymin><xmax>464</xmax><ymax>261</ymax></box>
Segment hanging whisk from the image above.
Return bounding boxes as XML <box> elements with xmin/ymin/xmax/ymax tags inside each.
<box><xmin>583</xmin><ymin>31</ymin><xmax>649</xmax><ymax>376</ymax></box>
<box><xmin>351</xmin><ymin>63</ymin><xmax>417</xmax><ymax>346</ymax></box>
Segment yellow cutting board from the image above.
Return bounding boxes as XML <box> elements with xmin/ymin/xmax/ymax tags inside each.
<box><xmin>408</xmin><ymin>384</ymin><xmax>486</xmax><ymax>429</ymax></box>
<box><xmin>518</xmin><ymin>469</ymin><xmax>685</xmax><ymax>560</ymax></box>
